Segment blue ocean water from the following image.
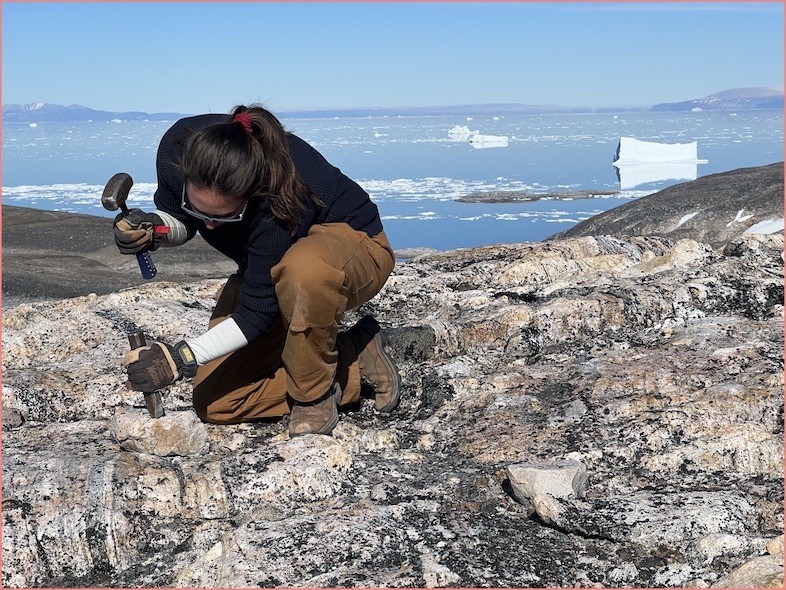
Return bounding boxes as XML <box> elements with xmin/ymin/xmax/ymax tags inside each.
<box><xmin>2</xmin><ymin>110</ymin><xmax>782</xmax><ymax>250</ymax></box>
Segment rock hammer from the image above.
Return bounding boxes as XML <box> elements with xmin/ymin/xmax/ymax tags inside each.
<box><xmin>127</xmin><ymin>328</ymin><xmax>165</xmax><ymax>418</ymax></box>
<box><xmin>102</xmin><ymin>172</ymin><xmax>165</xmax><ymax>280</ymax></box>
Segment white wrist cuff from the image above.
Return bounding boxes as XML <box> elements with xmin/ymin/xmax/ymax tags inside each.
<box><xmin>186</xmin><ymin>318</ymin><xmax>249</xmax><ymax>365</ymax></box>
<box><xmin>154</xmin><ymin>209</ymin><xmax>190</xmax><ymax>246</ymax></box>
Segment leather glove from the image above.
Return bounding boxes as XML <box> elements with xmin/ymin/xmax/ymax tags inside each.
<box><xmin>114</xmin><ymin>209</ymin><xmax>165</xmax><ymax>254</ymax></box>
<box><xmin>123</xmin><ymin>341</ymin><xmax>198</xmax><ymax>392</ymax></box>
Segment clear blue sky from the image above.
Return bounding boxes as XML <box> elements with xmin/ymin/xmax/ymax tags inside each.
<box><xmin>2</xmin><ymin>2</ymin><xmax>783</xmax><ymax>114</ymax></box>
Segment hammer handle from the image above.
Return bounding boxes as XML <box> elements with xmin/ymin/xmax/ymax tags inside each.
<box><xmin>127</xmin><ymin>210</ymin><xmax>157</xmax><ymax>279</ymax></box>
<box><xmin>136</xmin><ymin>251</ymin><xmax>157</xmax><ymax>280</ymax></box>
<box><xmin>127</xmin><ymin>330</ymin><xmax>165</xmax><ymax>419</ymax></box>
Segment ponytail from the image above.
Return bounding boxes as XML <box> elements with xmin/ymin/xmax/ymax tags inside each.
<box><xmin>180</xmin><ymin>104</ymin><xmax>319</xmax><ymax>234</ymax></box>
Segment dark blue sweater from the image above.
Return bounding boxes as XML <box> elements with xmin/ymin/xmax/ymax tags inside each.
<box><xmin>153</xmin><ymin>114</ymin><xmax>384</xmax><ymax>341</ymax></box>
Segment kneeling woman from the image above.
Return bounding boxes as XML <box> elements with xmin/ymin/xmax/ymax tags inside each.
<box><xmin>115</xmin><ymin>105</ymin><xmax>399</xmax><ymax>436</ymax></box>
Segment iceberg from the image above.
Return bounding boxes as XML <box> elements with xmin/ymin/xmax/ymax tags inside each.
<box><xmin>448</xmin><ymin>125</ymin><xmax>474</xmax><ymax>141</ymax></box>
<box><xmin>447</xmin><ymin>125</ymin><xmax>509</xmax><ymax>149</ymax></box>
<box><xmin>613</xmin><ymin>137</ymin><xmax>706</xmax><ymax>164</ymax></box>
<box><xmin>613</xmin><ymin>136</ymin><xmax>707</xmax><ymax>189</ymax></box>
<box><xmin>470</xmin><ymin>134</ymin><xmax>509</xmax><ymax>149</ymax></box>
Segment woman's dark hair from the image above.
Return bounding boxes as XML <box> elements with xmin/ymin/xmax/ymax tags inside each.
<box><xmin>180</xmin><ymin>104</ymin><xmax>318</xmax><ymax>233</ymax></box>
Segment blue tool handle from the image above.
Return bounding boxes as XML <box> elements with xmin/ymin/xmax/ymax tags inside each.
<box><xmin>136</xmin><ymin>251</ymin><xmax>157</xmax><ymax>280</ymax></box>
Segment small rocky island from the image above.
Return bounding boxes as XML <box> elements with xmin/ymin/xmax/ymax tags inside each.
<box><xmin>456</xmin><ymin>189</ymin><xmax>619</xmax><ymax>203</ymax></box>
<box><xmin>2</xmin><ymin>163</ymin><xmax>783</xmax><ymax>587</ymax></box>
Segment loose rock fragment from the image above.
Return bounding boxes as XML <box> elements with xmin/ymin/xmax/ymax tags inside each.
<box><xmin>766</xmin><ymin>534</ymin><xmax>784</xmax><ymax>556</ymax></box>
<box><xmin>711</xmin><ymin>554</ymin><xmax>784</xmax><ymax>588</ymax></box>
<box><xmin>111</xmin><ymin>407</ymin><xmax>209</xmax><ymax>456</ymax></box>
<box><xmin>506</xmin><ymin>458</ymin><xmax>588</xmax><ymax>501</ymax></box>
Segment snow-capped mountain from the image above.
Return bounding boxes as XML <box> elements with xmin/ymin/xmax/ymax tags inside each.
<box><xmin>651</xmin><ymin>87</ymin><xmax>783</xmax><ymax>111</ymax></box>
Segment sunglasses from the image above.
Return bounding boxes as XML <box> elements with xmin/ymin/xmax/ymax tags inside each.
<box><xmin>181</xmin><ymin>184</ymin><xmax>248</xmax><ymax>224</ymax></box>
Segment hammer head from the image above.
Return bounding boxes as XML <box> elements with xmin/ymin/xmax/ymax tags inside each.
<box><xmin>102</xmin><ymin>172</ymin><xmax>134</xmax><ymax>213</ymax></box>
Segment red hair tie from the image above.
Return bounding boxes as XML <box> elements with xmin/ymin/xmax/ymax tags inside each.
<box><xmin>233</xmin><ymin>112</ymin><xmax>253</xmax><ymax>134</ymax></box>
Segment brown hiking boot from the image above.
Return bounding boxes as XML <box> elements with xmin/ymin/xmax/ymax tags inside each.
<box><xmin>289</xmin><ymin>382</ymin><xmax>342</xmax><ymax>436</ymax></box>
<box><xmin>346</xmin><ymin>315</ymin><xmax>401</xmax><ymax>412</ymax></box>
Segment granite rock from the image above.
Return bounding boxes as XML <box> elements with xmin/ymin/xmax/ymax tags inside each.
<box><xmin>3</xmin><ymin>225</ymin><xmax>783</xmax><ymax>586</ymax></box>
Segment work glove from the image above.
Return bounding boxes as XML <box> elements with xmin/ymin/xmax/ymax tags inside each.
<box><xmin>123</xmin><ymin>340</ymin><xmax>198</xmax><ymax>392</ymax></box>
<box><xmin>114</xmin><ymin>209</ymin><xmax>165</xmax><ymax>254</ymax></box>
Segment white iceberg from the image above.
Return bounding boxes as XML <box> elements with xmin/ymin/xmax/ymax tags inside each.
<box><xmin>613</xmin><ymin>137</ymin><xmax>706</xmax><ymax>164</ymax></box>
<box><xmin>613</xmin><ymin>136</ymin><xmax>707</xmax><ymax>189</ymax></box>
<box><xmin>447</xmin><ymin>125</ymin><xmax>509</xmax><ymax>149</ymax></box>
<box><xmin>448</xmin><ymin>125</ymin><xmax>474</xmax><ymax>141</ymax></box>
<box><xmin>470</xmin><ymin>134</ymin><xmax>509</xmax><ymax>149</ymax></box>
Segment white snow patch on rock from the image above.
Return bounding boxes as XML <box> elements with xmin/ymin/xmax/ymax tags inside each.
<box><xmin>676</xmin><ymin>211</ymin><xmax>700</xmax><ymax>228</ymax></box>
<box><xmin>728</xmin><ymin>209</ymin><xmax>755</xmax><ymax>226</ymax></box>
<box><xmin>744</xmin><ymin>218</ymin><xmax>784</xmax><ymax>235</ymax></box>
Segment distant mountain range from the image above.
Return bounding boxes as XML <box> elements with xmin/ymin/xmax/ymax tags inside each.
<box><xmin>276</xmin><ymin>103</ymin><xmax>644</xmax><ymax>118</ymax></box>
<box><xmin>1</xmin><ymin>103</ymin><xmax>187</xmax><ymax>123</ymax></box>
<box><xmin>0</xmin><ymin>102</ymin><xmax>635</xmax><ymax>122</ymax></box>
<box><xmin>650</xmin><ymin>87</ymin><xmax>783</xmax><ymax>112</ymax></box>
<box><xmin>2</xmin><ymin>88</ymin><xmax>782</xmax><ymax>122</ymax></box>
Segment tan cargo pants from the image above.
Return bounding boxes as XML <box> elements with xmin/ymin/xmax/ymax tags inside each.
<box><xmin>192</xmin><ymin>223</ymin><xmax>395</xmax><ymax>424</ymax></box>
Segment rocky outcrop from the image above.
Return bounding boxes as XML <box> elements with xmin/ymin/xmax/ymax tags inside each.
<box><xmin>456</xmin><ymin>189</ymin><xmax>618</xmax><ymax>203</ymax></box>
<box><xmin>553</xmin><ymin>162</ymin><xmax>784</xmax><ymax>248</ymax></box>
<box><xmin>3</xmin><ymin>229</ymin><xmax>783</xmax><ymax>587</ymax></box>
